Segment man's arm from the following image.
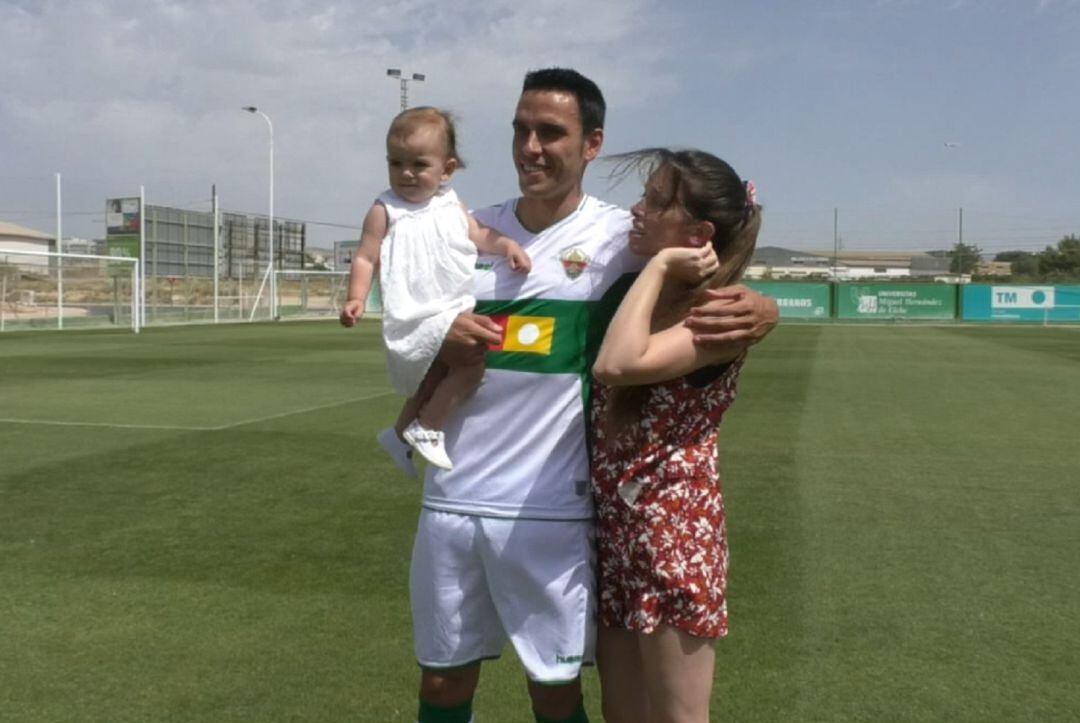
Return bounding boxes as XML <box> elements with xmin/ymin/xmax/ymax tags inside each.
<box><xmin>339</xmin><ymin>204</ymin><xmax>387</xmax><ymax>327</ymax></box>
<box><xmin>683</xmin><ymin>285</ymin><xmax>779</xmax><ymax>345</ymax></box>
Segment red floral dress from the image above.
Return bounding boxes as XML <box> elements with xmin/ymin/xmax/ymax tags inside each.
<box><xmin>590</xmin><ymin>358</ymin><xmax>743</xmax><ymax>639</ymax></box>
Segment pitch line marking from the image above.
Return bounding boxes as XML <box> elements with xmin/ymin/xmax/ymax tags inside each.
<box><xmin>216</xmin><ymin>390</ymin><xmax>395</xmax><ymax>429</ymax></box>
<box><xmin>0</xmin><ymin>391</ymin><xmax>395</xmax><ymax>432</ymax></box>
<box><xmin>0</xmin><ymin>418</ymin><xmax>214</xmax><ymax>431</ymax></box>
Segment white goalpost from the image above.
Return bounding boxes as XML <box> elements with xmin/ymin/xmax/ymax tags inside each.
<box><xmin>0</xmin><ymin>248</ymin><xmax>140</xmax><ymax>333</ymax></box>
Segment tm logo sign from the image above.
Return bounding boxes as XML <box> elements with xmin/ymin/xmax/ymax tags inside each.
<box><xmin>992</xmin><ymin>286</ymin><xmax>1055</xmax><ymax>309</ymax></box>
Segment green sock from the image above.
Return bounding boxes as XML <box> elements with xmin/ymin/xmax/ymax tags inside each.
<box><xmin>418</xmin><ymin>698</ymin><xmax>473</xmax><ymax>723</ymax></box>
<box><xmin>534</xmin><ymin>696</ymin><xmax>588</xmax><ymax>723</ymax></box>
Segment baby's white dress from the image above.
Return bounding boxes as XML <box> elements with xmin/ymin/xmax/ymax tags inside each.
<box><xmin>377</xmin><ymin>187</ymin><xmax>477</xmax><ymax>396</ymax></box>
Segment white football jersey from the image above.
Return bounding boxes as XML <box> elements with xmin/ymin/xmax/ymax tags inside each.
<box><xmin>421</xmin><ymin>195</ymin><xmax>642</xmax><ymax>519</ymax></box>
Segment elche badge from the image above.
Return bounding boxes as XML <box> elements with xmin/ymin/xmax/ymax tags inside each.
<box><xmin>559</xmin><ymin>248</ymin><xmax>590</xmax><ymax>280</ymax></box>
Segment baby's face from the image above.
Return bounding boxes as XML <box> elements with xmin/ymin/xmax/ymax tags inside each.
<box><xmin>386</xmin><ymin>125</ymin><xmax>455</xmax><ymax>204</ymax></box>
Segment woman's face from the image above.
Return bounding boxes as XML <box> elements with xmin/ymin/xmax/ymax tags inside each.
<box><xmin>628</xmin><ymin>165</ymin><xmax>701</xmax><ymax>257</ymax></box>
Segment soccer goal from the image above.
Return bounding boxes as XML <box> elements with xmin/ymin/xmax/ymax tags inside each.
<box><xmin>273</xmin><ymin>269</ymin><xmax>350</xmax><ymax>320</ymax></box>
<box><xmin>0</xmin><ymin>248</ymin><xmax>140</xmax><ymax>333</ymax></box>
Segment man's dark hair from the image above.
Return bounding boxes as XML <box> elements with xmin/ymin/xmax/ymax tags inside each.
<box><xmin>522</xmin><ymin>67</ymin><xmax>606</xmax><ymax>133</ymax></box>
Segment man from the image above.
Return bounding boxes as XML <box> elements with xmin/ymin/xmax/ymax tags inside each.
<box><xmin>408</xmin><ymin>68</ymin><xmax>777</xmax><ymax>723</ymax></box>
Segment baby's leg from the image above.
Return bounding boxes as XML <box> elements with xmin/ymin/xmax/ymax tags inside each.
<box><xmin>395</xmin><ymin>362</ymin><xmax>448</xmax><ymax>439</ymax></box>
<box><xmin>417</xmin><ymin>359</ymin><xmax>485</xmax><ymax>431</ymax></box>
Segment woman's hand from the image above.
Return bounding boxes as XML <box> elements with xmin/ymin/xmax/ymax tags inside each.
<box><xmin>652</xmin><ymin>245</ymin><xmax>719</xmax><ymax>285</ymax></box>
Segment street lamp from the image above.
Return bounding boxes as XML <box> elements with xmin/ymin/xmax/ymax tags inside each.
<box><xmin>242</xmin><ymin>106</ymin><xmax>276</xmax><ymax>319</ymax></box>
<box><xmin>386</xmin><ymin>68</ymin><xmax>425</xmax><ymax>111</ymax></box>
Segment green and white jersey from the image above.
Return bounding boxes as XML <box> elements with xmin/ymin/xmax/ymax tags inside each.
<box><xmin>422</xmin><ymin>195</ymin><xmax>641</xmax><ymax>520</ymax></box>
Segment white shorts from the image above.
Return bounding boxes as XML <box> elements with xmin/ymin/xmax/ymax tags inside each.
<box><xmin>410</xmin><ymin>508</ymin><xmax>596</xmax><ymax>683</ymax></box>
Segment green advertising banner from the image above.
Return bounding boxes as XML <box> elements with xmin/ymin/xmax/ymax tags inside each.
<box><xmin>962</xmin><ymin>285</ymin><xmax>1080</xmax><ymax>323</ymax></box>
<box><xmin>105</xmin><ymin>197</ymin><xmax>141</xmax><ymax>277</ymax></box>
<box><xmin>745</xmin><ymin>281</ymin><xmax>831</xmax><ymax>319</ymax></box>
<box><xmin>105</xmin><ymin>233</ymin><xmax>139</xmax><ymax>277</ymax></box>
<box><xmin>836</xmin><ymin>283</ymin><xmax>956</xmax><ymax>320</ymax></box>
<box><xmin>105</xmin><ymin>233</ymin><xmax>139</xmax><ymax>259</ymax></box>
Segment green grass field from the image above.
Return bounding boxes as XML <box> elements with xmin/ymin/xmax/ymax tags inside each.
<box><xmin>2</xmin><ymin>322</ymin><xmax>1078</xmax><ymax>721</ymax></box>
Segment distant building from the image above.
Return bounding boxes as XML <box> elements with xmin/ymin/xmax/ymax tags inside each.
<box><xmin>62</xmin><ymin>237</ymin><xmax>103</xmax><ymax>255</ymax></box>
<box><xmin>909</xmin><ymin>254</ymin><xmax>954</xmax><ymax>278</ymax></box>
<box><xmin>130</xmin><ymin>204</ymin><xmax>306</xmax><ymax>280</ymax></box>
<box><xmin>745</xmin><ymin>246</ymin><xmax>952</xmax><ymax>280</ymax></box>
<box><xmin>334</xmin><ymin>239</ymin><xmax>359</xmax><ymax>271</ymax></box>
<box><xmin>305</xmin><ymin>247</ymin><xmax>333</xmax><ymax>270</ymax></box>
<box><xmin>976</xmin><ymin>260</ymin><xmax>1013</xmax><ymax>276</ymax></box>
<box><xmin>0</xmin><ymin>220</ymin><xmax>54</xmax><ymax>268</ymax></box>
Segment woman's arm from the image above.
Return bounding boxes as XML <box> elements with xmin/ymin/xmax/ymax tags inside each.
<box><xmin>339</xmin><ymin>203</ymin><xmax>387</xmax><ymax>327</ymax></box>
<box><xmin>593</xmin><ymin>247</ymin><xmax>742</xmax><ymax>386</ymax></box>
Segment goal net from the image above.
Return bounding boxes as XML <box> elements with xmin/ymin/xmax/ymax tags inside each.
<box><xmin>0</xmin><ymin>248</ymin><xmax>139</xmax><ymax>332</ymax></box>
<box><xmin>274</xmin><ymin>269</ymin><xmax>350</xmax><ymax>320</ymax></box>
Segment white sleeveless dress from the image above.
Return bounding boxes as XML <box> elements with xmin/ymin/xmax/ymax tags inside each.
<box><xmin>377</xmin><ymin>187</ymin><xmax>477</xmax><ymax>396</ymax></box>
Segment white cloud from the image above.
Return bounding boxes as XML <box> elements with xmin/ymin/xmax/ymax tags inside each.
<box><xmin>0</xmin><ymin>0</ymin><xmax>674</xmax><ymax>242</ymax></box>
<box><xmin>3</xmin><ymin>0</ymin><xmax>1075</xmax><ymax>250</ymax></box>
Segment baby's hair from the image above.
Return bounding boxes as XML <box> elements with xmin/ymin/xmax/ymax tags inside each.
<box><xmin>608</xmin><ymin>147</ymin><xmax>760</xmax><ymax>288</ymax></box>
<box><xmin>387</xmin><ymin>106</ymin><xmax>466</xmax><ymax>168</ymax></box>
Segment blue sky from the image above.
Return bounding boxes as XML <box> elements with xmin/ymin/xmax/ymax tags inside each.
<box><xmin>1</xmin><ymin>0</ymin><xmax>1078</xmax><ymax>255</ymax></box>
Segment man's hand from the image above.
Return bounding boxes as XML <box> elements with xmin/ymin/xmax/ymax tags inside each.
<box><xmin>439</xmin><ymin>312</ymin><xmax>503</xmax><ymax>365</ymax></box>
<box><xmin>339</xmin><ymin>299</ymin><xmax>365</xmax><ymax>327</ymax></box>
<box><xmin>684</xmin><ymin>285</ymin><xmax>778</xmax><ymax>346</ymax></box>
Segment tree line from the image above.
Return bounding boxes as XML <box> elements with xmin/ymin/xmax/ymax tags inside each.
<box><xmin>930</xmin><ymin>235</ymin><xmax>1080</xmax><ymax>282</ymax></box>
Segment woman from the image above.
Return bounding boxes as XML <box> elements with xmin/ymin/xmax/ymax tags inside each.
<box><xmin>591</xmin><ymin>148</ymin><xmax>762</xmax><ymax>723</ymax></box>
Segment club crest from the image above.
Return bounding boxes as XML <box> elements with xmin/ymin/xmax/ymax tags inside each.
<box><xmin>559</xmin><ymin>248</ymin><xmax>590</xmax><ymax>280</ymax></box>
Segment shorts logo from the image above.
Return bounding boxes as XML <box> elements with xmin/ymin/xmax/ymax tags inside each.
<box><xmin>487</xmin><ymin>315</ymin><xmax>555</xmax><ymax>355</ymax></box>
<box><xmin>556</xmin><ymin>654</ymin><xmax>583</xmax><ymax>665</ymax></box>
<box><xmin>559</xmin><ymin>248</ymin><xmax>590</xmax><ymax>280</ymax></box>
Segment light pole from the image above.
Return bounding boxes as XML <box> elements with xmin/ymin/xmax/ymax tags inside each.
<box><xmin>242</xmin><ymin>106</ymin><xmax>276</xmax><ymax>319</ymax></box>
<box><xmin>386</xmin><ymin>68</ymin><xmax>425</xmax><ymax>111</ymax></box>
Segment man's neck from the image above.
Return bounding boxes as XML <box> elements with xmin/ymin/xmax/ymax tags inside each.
<box><xmin>515</xmin><ymin>189</ymin><xmax>586</xmax><ymax>234</ymax></box>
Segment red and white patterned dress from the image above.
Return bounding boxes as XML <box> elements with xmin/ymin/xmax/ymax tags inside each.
<box><xmin>590</xmin><ymin>358</ymin><xmax>743</xmax><ymax>639</ymax></box>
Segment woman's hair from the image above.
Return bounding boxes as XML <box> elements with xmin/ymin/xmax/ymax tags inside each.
<box><xmin>608</xmin><ymin>147</ymin><xmax>760</xmax><ymax>290</ymax></box>
<box><xmin>602</xmin><ymin>147</ymin><xmax>762</xmax><ymax>430</ymax></box>
<box><xmin>387</xmin><ymin>106</ymin><xmax>466</xmax><ymax>168</ymax></box>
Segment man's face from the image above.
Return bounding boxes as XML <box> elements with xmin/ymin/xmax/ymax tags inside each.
<box><xmin>512</xmin><ymin>90</ymin><xmax>602</xmax><ymax>202</ymax></box>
